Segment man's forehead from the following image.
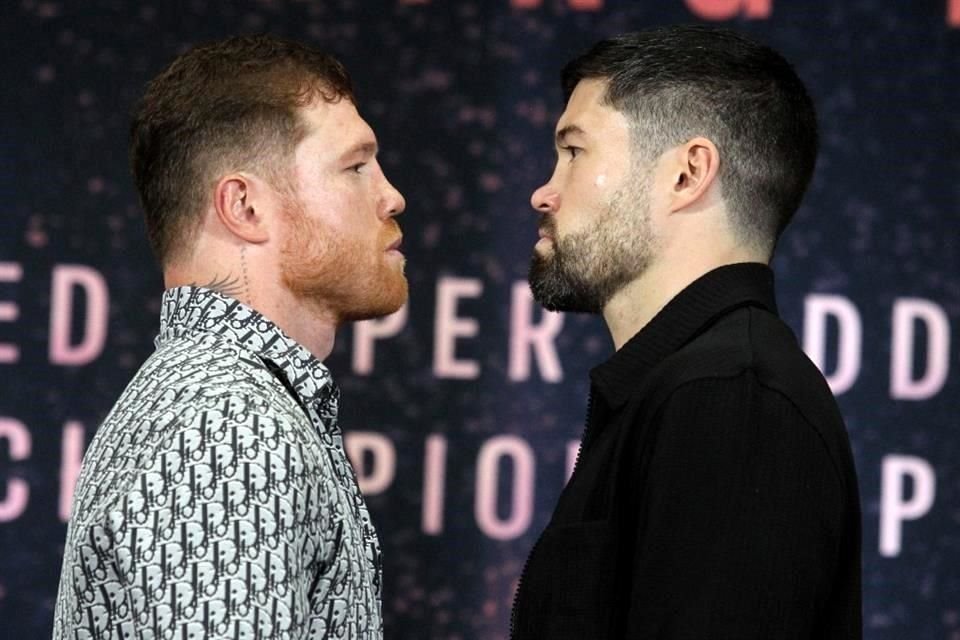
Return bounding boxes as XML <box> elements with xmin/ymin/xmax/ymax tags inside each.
<box><xmin>298</xmin><ymin>99</ymin><xmax>377</xmax><ymax>152</ymax></box>
<box><xmin>555</xmin><ymin>78</ymin><xmax>613</xmax><ymax>137</ymax></box>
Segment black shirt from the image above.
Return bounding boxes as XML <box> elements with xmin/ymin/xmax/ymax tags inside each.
<box><xmin>511</xmin><ymin>263</ymin><xmax>862</xmax><ymax>639</ymax></box>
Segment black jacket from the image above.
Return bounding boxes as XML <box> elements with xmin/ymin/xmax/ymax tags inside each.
<box><xmin>511</xmin><ymin>263</ymin><xmax>862</xmax><ymax>639</ymax></box>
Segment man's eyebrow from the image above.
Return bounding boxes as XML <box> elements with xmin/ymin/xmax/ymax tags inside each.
<box><xmin>340</xmin><ymin>141</ymin><xmax>378</xmax><ymax>159</ymax></box>
<box><xmin>555</xmin><ymin>124</ymin><xmax>586</xmax><ymax>145</ymax></box>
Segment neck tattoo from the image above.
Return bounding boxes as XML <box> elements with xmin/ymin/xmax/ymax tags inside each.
<box><xmin>241</xmin><ymin>245</ymin><xmax>251</xmax><ymax>306</ymax></box>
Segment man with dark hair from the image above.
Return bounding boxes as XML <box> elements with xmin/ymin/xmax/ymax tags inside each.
<box><xmin>512</xmin><ymin>26</ymin><xmax>861</xmax><ymax>639</ymax></box>
<box><xmin>53</xmin><ymin>35</ymin><xmax>406</xmax><ymax>639</ymax></box>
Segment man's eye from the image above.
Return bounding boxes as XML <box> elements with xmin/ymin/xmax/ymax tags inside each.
<box><xmin>562</xmin><ymin>146</ymin><xmax>581</xmax><ymax>161</ymax></box>
<box><xmin>349</xmin><ymin>163</ymin><xmax>366</xmax><ymax>173</ymax></box>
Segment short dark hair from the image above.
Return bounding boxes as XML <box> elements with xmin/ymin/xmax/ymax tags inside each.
<box><xmin>562</xmin><ymin>25</ymin><xmax>818</xmax><ymax>252</ymax></box>
<box><xmin>130</xmin><ymin>35</ymin><xmax>355</xmax><ymax>265</ymax></box>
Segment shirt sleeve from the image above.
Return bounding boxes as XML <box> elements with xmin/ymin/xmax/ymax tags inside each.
<box><xmin>103</xmin><ymin>401</ymin><xmax>327</xmax><ymax>639</ymax></box>
<box><xmin>624</xmin><ymin>371</ymin><xmax>849</xmax><ymax>639</ymax></box>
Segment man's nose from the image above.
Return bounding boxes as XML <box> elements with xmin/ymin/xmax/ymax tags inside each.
<box><xmin>382</xmin><ymin>178</ymin><xmax>406</xmax><ymax>218</ymax></box>
<box><xmin>530</xmin><ymin>183</ymin><xmax>560</xmax><ymax>214</ymax></box>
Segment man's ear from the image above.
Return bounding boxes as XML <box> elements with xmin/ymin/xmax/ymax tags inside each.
<box><xmin>667</xmin><ymin>137</ymin><xmax>720</xmax><ymax>213</ymax></box>
<box><xmin>213</xmin><ymin>173</ymin><xmax>271</xmax><ymax>243</ymax></box>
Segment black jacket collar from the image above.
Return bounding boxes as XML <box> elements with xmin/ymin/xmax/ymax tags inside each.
<box><xmin>590</xmin><ymin>262</ymin><xmax>778</xmax><ymax>409</ymax></box>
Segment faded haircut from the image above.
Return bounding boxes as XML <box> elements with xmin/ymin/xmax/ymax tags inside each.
<box><xmin>562</xmin><ymin>25</ymin><xmax>818</xmax><ymax>254</ymax></box>
<box><xmin>130</xmin><ymin>34</ymin><xmax>355</xmax><ymax>264</ymax></box>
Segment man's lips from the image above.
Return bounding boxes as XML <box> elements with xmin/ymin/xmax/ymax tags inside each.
<box><xmin>386</xmin><ymin>236</ymin><xmax>403</xmax><ymax>251</ymax></box>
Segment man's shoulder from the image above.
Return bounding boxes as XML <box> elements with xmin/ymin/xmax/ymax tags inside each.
<box><xmin>644</xmin><ymin>307</ymin><xmax>853</xmax><ymax>468</ymax></box>
<box><xmin>644</xmin><ymin>306</ymin><xmax>842</xmax><ymax>427</ymax></box>
<box><xmin>93</xmin><ymin>333</ymin><xmax>311</xmax><ymax>459</ymax></box>
<box><xmin>662</xmin><ymin>306</ymin><xmax>823</xmax><ymax>389</ymax></box>
<box><xmin>70</xmin><ymin>333</ymin><xmax>317</xmax><ymax>524</ymax></box>
<box><xmin>126</xmin><ymin>332</ymin><xmax>297</xmax><ymax>411</ymax></box>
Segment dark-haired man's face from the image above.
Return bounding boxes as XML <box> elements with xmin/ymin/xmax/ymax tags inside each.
<box><xmin>280</xmin><ymin>99</ymin><xmax>407</xmax><ymax>323</ymax></box>
<box><xmin>529</xmin><ymin>79</ymin><xmax>658</xmax><ymax>313</ymax></box>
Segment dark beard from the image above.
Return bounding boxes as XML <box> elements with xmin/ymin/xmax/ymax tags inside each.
<box><xmin>528</xmin><ymin>242</ymin><xmax>608</xmax><ymax>313</ymax></box>
<box><xmin>528</xmin><ymin>214</ymin><xmax>652</xmax><ymax>314</ymax></box>
<box><xmin>528</xmin><ymin>177</ymin><xmax>653</xmax><ymax>314</ymax></box>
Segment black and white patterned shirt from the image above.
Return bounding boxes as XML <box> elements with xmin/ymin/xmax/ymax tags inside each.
<box><xmin>53</xmin><ymin>287</ymin><xmax>383</xmax><ymax>639</ymax></box>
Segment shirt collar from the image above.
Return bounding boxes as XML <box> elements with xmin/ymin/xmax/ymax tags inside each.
<box><xmin>156</xmin><ymin>286</ymin><xmax>336</xmax><ymax>410</ymax></box>
<box><xmin>590</xmin><ymin>262</ymin><xmax>778</xmax><ymax>409</ymax></box>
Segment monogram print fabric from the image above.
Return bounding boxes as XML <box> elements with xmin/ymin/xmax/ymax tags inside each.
<box><xmin>53</xmin><ymin>287</ymin><xmax>383</xmax><ymax>639</ymax></box>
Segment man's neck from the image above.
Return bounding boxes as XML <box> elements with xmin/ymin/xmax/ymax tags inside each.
<box><xmin>602</xmin><ymin>251</ymin><xmax>767</xmax><ymax>351</ymax></box>
<box><xmin>254</xmin><ymin>289</ymin><xmax>339</xmax><ymax>361</ymax></box>
<box><xmin>165</xmin><ymin>268</ymin><xmax>339</xmax><ymax>362</ymax></box>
